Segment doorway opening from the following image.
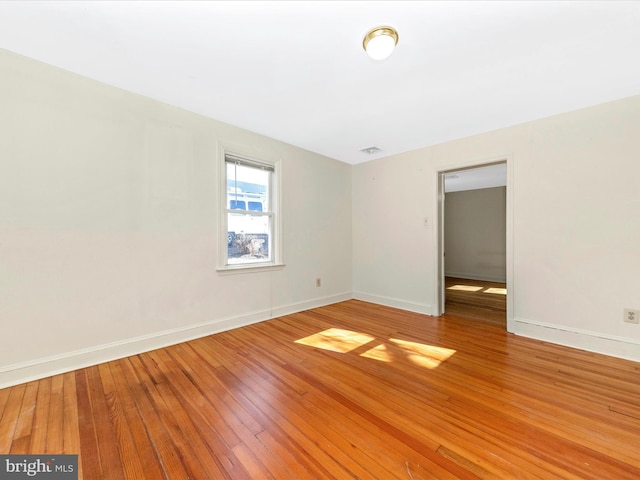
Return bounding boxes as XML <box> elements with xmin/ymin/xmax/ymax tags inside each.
<box><xmin>436</xmin><ymin>161</ymin><xmax>511</xmax><ymax>328</ymax></box>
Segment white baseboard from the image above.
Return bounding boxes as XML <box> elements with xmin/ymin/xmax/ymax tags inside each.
<box><xmin>8</xmin><ymin>295</ymin><xmax>634</xmax><ymax>391</ymax></box>
<box><xmin>445</xmin><ymin>271</ymin><xmax>506</xmax><ymax>283</ymax></box>
<box><xmin>512</xmin><ymin>317</ymin><xmax>640</xmax><ymax>363</ymax></box>
<box><xmin>271</xmin><ymin>293</ymin><xmax>352</xmax><ymax>318</ymax></box>
<box><xmin>352</xmin><ymin>292</ymin><xmax>432</xmax><ymax>316</ymax></box>
<box><xmin>0</xmin><ymin>293</ymin><xmax>352</xmax><ymax>390</ymax></box>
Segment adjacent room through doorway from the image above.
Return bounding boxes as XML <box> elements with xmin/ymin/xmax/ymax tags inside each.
<box><xmin>445</xmin><ymin>276</ymin><xmax>507</xmax><ymax>325</ymax></box>
<box><xmin>440</xmin><ymin>163</ymin><xmax>508</xmax><ymax>326</ymax></box>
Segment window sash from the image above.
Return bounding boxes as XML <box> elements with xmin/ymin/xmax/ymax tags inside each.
<box><xmin>223</xmin><ymin>152</ymin><xmax>276</xmax><ymax>268</ymax></box>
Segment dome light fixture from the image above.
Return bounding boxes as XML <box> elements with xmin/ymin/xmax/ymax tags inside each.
<box><xmin>362</xmin><ymin>26</ymin><xmax>399</xmax><ymax>60</ymax></box>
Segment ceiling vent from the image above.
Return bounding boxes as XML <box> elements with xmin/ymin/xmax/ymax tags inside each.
<box><xmin>360</xmin><ymin>146</ymin><xmax>382</xmax><ymax>155</ymax></box>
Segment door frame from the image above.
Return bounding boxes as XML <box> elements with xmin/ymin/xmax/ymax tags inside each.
<box><xmin>434</xmin><ymin>156</ymin><xmax>514</xmax><ymax>331</ymax></box>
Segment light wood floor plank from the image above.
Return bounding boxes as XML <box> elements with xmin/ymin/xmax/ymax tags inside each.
<box><xmin>74</xmin><ymin>369</ymin><xmax>103</xmax><ymax>478</ymax></box>
<box><xmin>85</xmin><ymin>365</ymin><xmax>126</xmax><ymax>480</ymax></box>
<box><xmin>7</xmin><ymin>381</ymin><xmax>37</xmax><ymax>454</ymax></box>
<box><xmin>27</xmin><ymin>377</ymin><xmax>50</xmax><ymax>454</ymax></box>
<box><xmin>1</xmin><ymin>384</ymin><xmax>27</xmax><ymax>454</ymax></box>
<box><xmin>98</xmin><ymin>362</ymin><xmax>148</xmax><ymax>480</ymax></box>
<box><xmin>148</xmin><ymin>347</ymin><xmax>252</xmax><ymax>480</ymax></box>
<box><xmin>0</xmin><ymin>300</ymin><xmax>639</xmax><ymax>479</ymax></box>
<box><xmin>117</xmin><ymin>356</ymin><xmax>186</xmax><ymax>480</ymax></box>
<box><xmin>45</xmin><ymin>374</ymin><xmax>65</xmax><ymax>454</ymax></box>
<box><xmin>62</xmin><ymin>372</ymin><xmax>80</xmax><ymax>458</ymax></box>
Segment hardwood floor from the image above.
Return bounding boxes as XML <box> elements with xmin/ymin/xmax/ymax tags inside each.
<box><xmin>1</xmin><ymin>300</ymin><xmax>639</xmax><ymax>479</ymax></box>
<box><xmin>445</xmin><ymin>277</ymin><xmax>507</xmax><ymax>326</ymax></box>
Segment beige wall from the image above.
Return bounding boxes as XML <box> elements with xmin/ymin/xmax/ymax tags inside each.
<box><xmin>0</xmin><ymin>50</ymin><xmax>352</xmax><ymax>387</ymax></box>
<box><xmin>444</xmin><ymin>187</ymin><xmax>506</xmax><ymax>282</ymax></box>
<box><xmin>353</xmin><ymin>95</ymin><xmax>640</xmax><ymax>361</ymax></box>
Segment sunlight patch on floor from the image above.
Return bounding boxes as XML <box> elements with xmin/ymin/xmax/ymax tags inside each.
<box><xmin>295</xmin><ymin>328</ymin><xmax>375</xmax><ymax>353</ymax></box>
<box><xmin>361</xmin><ymin>340</ymin><xmax>456</xmax><ymax>368</ymax></box>
<box><xmin>388</xmin><ymin>338</ymin><xmax>456</xmax><ymax>368</ymax></box>
<box><xmin>484</xmin><ymin>287</ymin><xmax>507</xmax><ymax>295</ymax></box>
<box><xmin>447</xmin><ymin>284</ymin><xmax>483</xmax><ymax>292</ymax></box>
<box><xmin>296</xmin><ymin>329</ymin><xmax>456</xmax><ymax>369</ymax></box>
<box><xmin>360</xmin><ymin>344</ymin><xmax>392</xmax><ymax>362</ymax></box>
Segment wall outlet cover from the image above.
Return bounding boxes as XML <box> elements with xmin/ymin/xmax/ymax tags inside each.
<box><xmin>623</xmin><ymin>308</ymin><xmax>640</xmax><ymax>324</ymax></box>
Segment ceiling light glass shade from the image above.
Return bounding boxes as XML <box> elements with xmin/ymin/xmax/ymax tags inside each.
<box><xmin>363</xmin><ymin>26</ymin><xmax>398</xmax><ymax>60</ymax></box>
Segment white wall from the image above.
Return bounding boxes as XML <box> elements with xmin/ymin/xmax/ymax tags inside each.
<box><xmin>2</xmin><ymin>48</ymin><xmax>639</xmax><ymax>389</ymax></box>
<box><xmin>0</xmin><ymin>50</ymin><xmax>352</xmax><ymax>387</ymax></box>
<box><xmin>353</xmin><ymin>95</ymin><xmax>640</xmax><ymax>362</ymax></box>
<box><xmin>352</xmin><ymin>152</ymin><xmax>435</xmax><ymax>313</ymax></box>
<box><xmin>445</xmin><ymin>187</ymin><xmax>506</xmax><ymax>282</ymax></box>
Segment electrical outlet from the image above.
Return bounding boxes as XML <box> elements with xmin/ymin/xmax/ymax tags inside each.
<box><xmin>623</xmin><ymin>308</ymin><xmax>640</xmax><ymax>324</ymax></box>
<box><xmin>316</xmin><ymin>278</ymin><xmax>322</xmax><ymax>288</ymax></box>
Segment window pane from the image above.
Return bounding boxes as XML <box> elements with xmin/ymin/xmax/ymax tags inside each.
<box><xmin>248</xmin><ymin>201</ymin><xmax>262</xmax><ymax>212</ymax></box>
<box><xmin>227</xmin><ymin>213</ymin><xmax>271</xmax><ymax>264</ymax></box>
<box><xmin>227</xmin><ymin>163</ymin><xmax>270</xmax><ymax>211</ymax></box>
<box><xmin>226</xmin><ymin>160</ymin><xmax>272</xmax><ymax>265</ymax></box>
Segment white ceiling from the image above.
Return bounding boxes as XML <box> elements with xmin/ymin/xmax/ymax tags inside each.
<box><xmin>1</xmin><ymin>1</ymin><xmax>639</xmax><ymax>165</ymax></box>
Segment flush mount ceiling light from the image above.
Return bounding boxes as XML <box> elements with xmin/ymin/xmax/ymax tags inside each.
<box><xmin>363</xmin><ymin>26</ymin><xmax>399</xmax><ymax>60</ymax></box>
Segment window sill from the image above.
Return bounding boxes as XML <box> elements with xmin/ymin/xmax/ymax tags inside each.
<box><xmin>216</xmin><ymin>263</ymin><xmax>286</xmax><ymax>275</ymax></box>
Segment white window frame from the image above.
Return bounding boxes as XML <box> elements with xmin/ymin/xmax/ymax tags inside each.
<box><xmin>217</xmin><ymin>144</ymin><xmax>283</xmax><ymax>273</ymax></box>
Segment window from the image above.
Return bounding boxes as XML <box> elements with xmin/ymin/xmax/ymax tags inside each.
<box><xmin>222</xmin><ymin>152</ymin><xmax>279</xmax><ymax>269</ymax></box>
